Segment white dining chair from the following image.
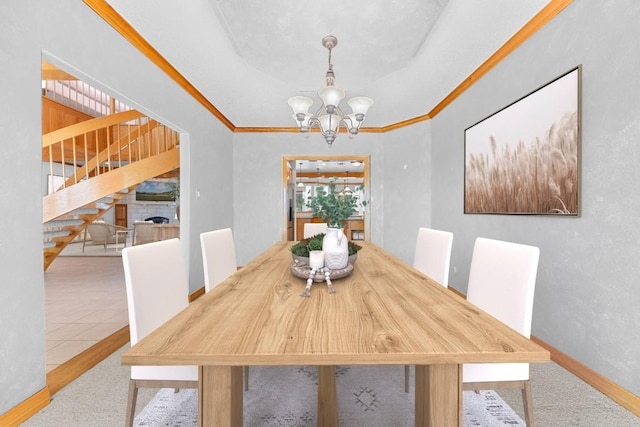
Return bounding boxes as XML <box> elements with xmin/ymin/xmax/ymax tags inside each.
<box><xmin>463</xmin><ymin>237</ymin><xmax>540</xmax><ymax>426</ymax></box>
<box><xmin>199</xmin><ymin>228</ymin><xmax>250</xmax><ymax>390</ymax></box>
<box><xmin>303</xmin><ymin>222</ymin><xmax>328</xmax><ymax>239</ymax></box>
<box><xmin>405</xmin><ymin>227</ymin><xmax>454</xmax><ymax>392</ymax></box>
<box><xmin>200</xmin><ymin>228</ymin><xmax>237</xmax><ymax>293</ymax></box>
<box><xmin>122</xmin><ymin>238</ymin><xmax>198</xmax><ymax>427</ymax></box>
<box><xmin>412</xmin><ymin>227</ymin><xmax>454</xmax><ymax>286</ymax></box>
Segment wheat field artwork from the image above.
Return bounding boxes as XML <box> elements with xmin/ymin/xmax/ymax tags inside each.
<box><xmin>464</xmin><ymin>67</ymin><xmax>581</xmax><ymax>215</ymax></box>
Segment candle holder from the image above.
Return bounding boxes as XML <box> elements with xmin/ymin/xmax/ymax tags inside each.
<box><xmin>309</xmin><ymin>250</ymin><xmax>325</xmax><ymax>269</ymax></box>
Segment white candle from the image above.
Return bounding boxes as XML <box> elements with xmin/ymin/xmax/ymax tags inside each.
<box><xmin>309</xmin><ymin>250</ymin><xmax>324</xmax><ymax>269</ymax></box>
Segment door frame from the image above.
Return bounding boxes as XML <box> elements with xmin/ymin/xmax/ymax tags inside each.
<box><xmin>281</xmin><ymin>155</ymin><xmax>370</xmax><ymax>242</ymax></box>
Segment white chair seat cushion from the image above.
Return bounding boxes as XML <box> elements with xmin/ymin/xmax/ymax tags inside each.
<box><xmin>463</xmin><ymin>362</ymin><xmax>530</xmax><ymax>383</ymax></box>
<box><xmin>132</xmin><ymin>365</ymin><xmax>198</xmax><ymax>381</ymax></box>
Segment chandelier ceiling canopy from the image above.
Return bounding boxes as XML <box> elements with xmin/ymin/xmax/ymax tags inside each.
<box><xmin>287</xmin><ymin>35</ymin><xmax>373</xmax><ymax>147</ymax></box>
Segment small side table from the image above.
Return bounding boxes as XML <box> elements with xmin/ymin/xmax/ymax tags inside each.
<box><xmin>116</xmin><ymin>229</ymin><xmax>133</xmax><ymax>252</ymax></box>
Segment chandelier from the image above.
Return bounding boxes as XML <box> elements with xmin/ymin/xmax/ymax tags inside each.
<box><xmin>287</xmin><ymin>35</ymin><xmax>373</xmax><ymax>147</ymax></box>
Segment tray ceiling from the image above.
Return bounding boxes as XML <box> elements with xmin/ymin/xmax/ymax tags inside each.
<box><xmin>106</xmin><ymin>0</ymin><xmax>551</xmax><ymax>128</ymax></box>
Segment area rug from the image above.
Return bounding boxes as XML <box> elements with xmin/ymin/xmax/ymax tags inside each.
<box><xmin>134</xmin><ymin>365</ymin><xmax>524</xmax><ymax>426</ymax></box>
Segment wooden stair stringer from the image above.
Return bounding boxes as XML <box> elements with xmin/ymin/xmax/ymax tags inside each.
<box><xmin>43</xmin><ymin>149</ymin><xmax>180</xmax><ymax>223</ymax></box>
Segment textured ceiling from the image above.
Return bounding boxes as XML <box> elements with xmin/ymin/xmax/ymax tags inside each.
<box><xmin>106</xmin><ymin>0</ymin><xmax>551</xmax><ymax>128</ymax></box>
<box><xmin>211</xmin><ymin>0</ymin><xmax>448</xmax><ymax>91</ymax></box>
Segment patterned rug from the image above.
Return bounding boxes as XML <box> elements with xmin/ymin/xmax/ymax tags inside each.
<box><xmin>134</xmin><ymin>365</ymin><xmax>524</xmax><ymax>426</ymax></box>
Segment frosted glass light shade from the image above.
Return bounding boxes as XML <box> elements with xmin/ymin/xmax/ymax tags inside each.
<box><xmin>347</xmin><ymin>97</ymin><xmax>374</xmax><ymax>115</ymax></box>
<box><xmin>318</xmin><ymin>114</ymin><xmax>340</xmax><ymax>132</ymax></box>
<box><xmin>317</xmin><ymin>86</ymin><xmax>345</xmax><ymax>108</ymax></box>
<box><xmin>287</xmin><ymin>96</ymin><xmax>313</xmax><ymax>114</ymax></box>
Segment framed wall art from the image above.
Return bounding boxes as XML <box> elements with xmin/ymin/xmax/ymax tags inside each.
<box><xmin>464</xmin><ymin>66</ymin><xmax>581</xmax><ymax>215</ymax></box>
<box><xmin>135</xmin><ymin>179</ymin><xmax>178</xmax><ymax>202</ymax></box>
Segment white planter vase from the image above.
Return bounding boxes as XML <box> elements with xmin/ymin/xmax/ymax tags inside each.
<box><xmin>322</xmin><ymin>227</ymin><xmax>348</xmax><ymax>269</ymax></box>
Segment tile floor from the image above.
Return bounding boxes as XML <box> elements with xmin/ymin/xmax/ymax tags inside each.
<box><xmin>44</xmin><ymin>255</ymin><xmax>128</xmax><ymax>372</ymax></box>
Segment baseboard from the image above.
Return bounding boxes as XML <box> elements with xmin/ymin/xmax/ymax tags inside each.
<box><xmin>1</xmin><ymin>326</ymin><xmax>130</xmax><ymax>424</ymax></box>
<box><xmin>530</xmin><ymin>336</ymin><xmax>640</xmax><ymax>417</ymax></box>
<box><xmin>47</xmin><ymin>325</ymin><xmax>130</xmax><ymax>395</ymax></box>
<box><xmin>447</xmin><ymin>285</ymin><xmax>640</xmax><ymax>417</ymax></box>
<box><xmin>0</xmin><ymin>387</ymin><xmax>50</xmax><ymax>426</ymax></box>
<box><xmin>189</xmin><ymin>286</ymin><xmax>205</xmax><ymax>302</ymax></box>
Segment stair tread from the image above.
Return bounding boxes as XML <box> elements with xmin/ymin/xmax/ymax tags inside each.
<box><xmin>44</xmin><ymin>219</ymin><xmax>85</xmax><ymax>227</ymax></box>
<box><xmin>44</xmin><ymin>230</ymin><xmax>71</xmax><ymax>238</ymax></box>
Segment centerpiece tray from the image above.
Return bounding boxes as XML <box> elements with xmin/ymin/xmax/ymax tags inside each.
<box><xmin>290</xmin><ymin>262</ymin><xmax>354</xmax><ymax>282</ymax></box>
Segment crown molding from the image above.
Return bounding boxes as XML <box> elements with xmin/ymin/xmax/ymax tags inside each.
<box><xmin>83</xmin><ymin>0</ymin><xmax>573</xmax><ymax>134</ymax></box>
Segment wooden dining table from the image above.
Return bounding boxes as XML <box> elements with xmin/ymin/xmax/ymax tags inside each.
<box><xmin>121</xmin><ymin>241</ymin><xmax>549</xmax><ymax>426</ymax></box>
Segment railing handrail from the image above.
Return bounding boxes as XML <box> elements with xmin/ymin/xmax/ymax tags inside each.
<box><xmin>42</xmin><ymin>110</ymin><xmax>144</xmax><ymax>148</ymax></box>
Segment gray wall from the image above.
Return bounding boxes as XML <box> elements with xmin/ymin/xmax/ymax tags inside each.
<box><xmin>431</xmin><ymin>0</ymin><xmax>640</xmax><ymax>395</ymax></box>
<box><xmin>382</xmin><ymin>122</ymin><xmax>432</xmax><ymax>263</ymax></box>
<box><xmin>0</xmin><ymin>1</ymin><xmax>233</xmax><ymax>413</ymax></box>
<box><xmin>2</xmin><ymin>0</ymin><xmax>639</xmax><ymax>417</ymax></box>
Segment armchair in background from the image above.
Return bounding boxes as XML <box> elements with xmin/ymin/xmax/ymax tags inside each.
<box><xmin>133</xmin><ymin>221</ymin><xmax>156</xmax><ymax>246</ymax></box>
<box><xmin>83</xmin><ymin>221</ymin><xmax>127</xmax><ymax>252</ymax></box>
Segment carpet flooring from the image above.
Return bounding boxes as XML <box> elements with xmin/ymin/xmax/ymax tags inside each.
<box><xmin>23</xmin><ymin>344</ymin><xmax>640</xmax><ymax>426</ymax></box>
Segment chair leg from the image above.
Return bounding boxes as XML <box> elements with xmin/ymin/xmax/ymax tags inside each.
<box><xmin>244</xmin><ymin>366</ymin><xmax>249</xmax><ymax>391</ymax></box>
<box><xmin>522</xmin><ymin>380</ymin><xmax>534</xmax><ymax>427</ymax></box>
<box><xmin>125</xmin><ymin>379</ymin><xmax>139</xmax><ymax>427</ymax></box>
<box><xmin>404</xmin><ymin>365</ymin><xmax>410</xmax><ymax>393</ymax></box>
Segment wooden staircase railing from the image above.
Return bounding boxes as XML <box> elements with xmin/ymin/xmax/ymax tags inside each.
<box><xmin>42</xmin><ymin>109</ymin><xmax>180</xmax><ymax>270</ymax></box>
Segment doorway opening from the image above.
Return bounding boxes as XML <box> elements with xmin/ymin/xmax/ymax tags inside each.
<box><xmin>281</xmin><ymin>155</ymin><xmax>370</xmax><ymax>242</ymax></box>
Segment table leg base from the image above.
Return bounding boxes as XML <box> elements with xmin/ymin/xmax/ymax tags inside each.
<box><xmin>415</xmin><ymin>364</ymin><xmax>461</xmax><ymax>427</ymax></box>
<box><xmin>317</xmin><ymin>365</ymin><xmax>338</xmax><ymax>426</ymax></box>
<box><xmin>199</xmin><ymin>366</ymin><xmax>243</xmax><ymax>427</ymax></box>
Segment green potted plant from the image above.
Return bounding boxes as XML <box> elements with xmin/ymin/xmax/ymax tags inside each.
<box><xmin>306</xmin><ymin>179</ymin><xmax>366</xmax><ymax>228</ymax></box>
<box><xmin>303</xmin><ymin>179</ymin><xmax>367</xmax><ymax>268</ymax></box>
<box><xmin>295</xmin><ymin>193</ymin><xmax>305</xmax><ymax>212</ymax></box>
